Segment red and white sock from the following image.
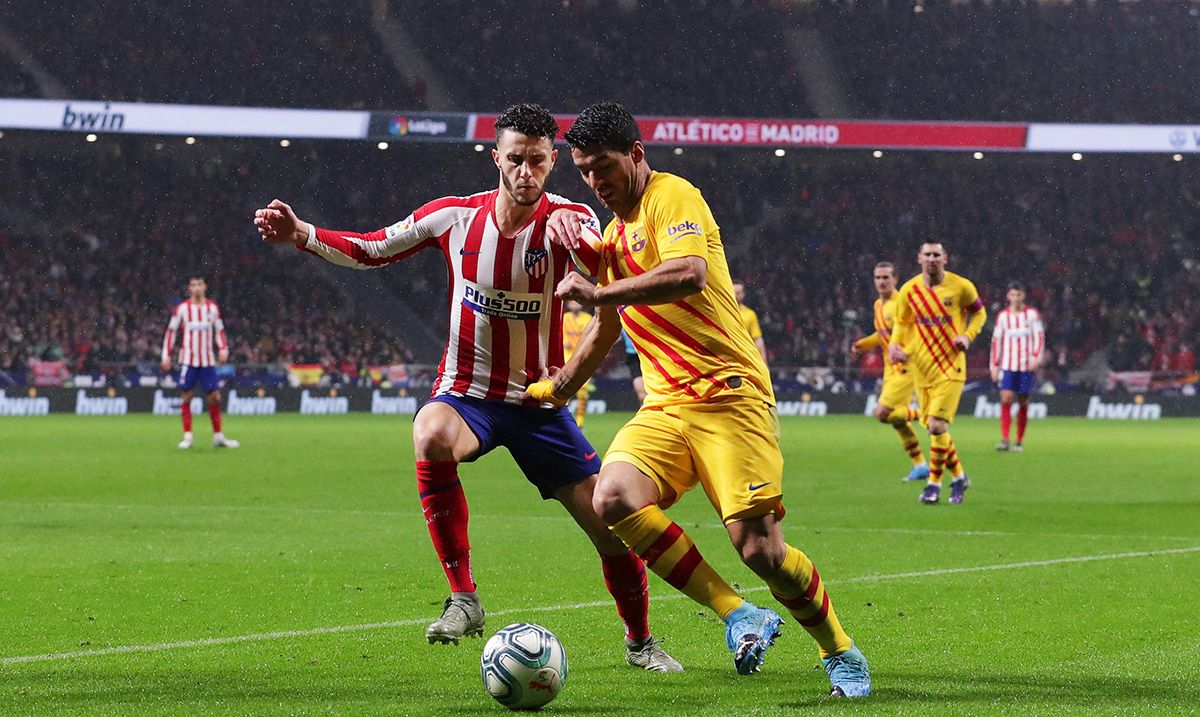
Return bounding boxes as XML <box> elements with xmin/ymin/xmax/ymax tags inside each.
<box><xmin>1017</xmin><ymin>404</ymin><xmax>1029</xmax><ymax>443</ymax></box>
<box><xmin>181</xmin><ymin>400</ymin><xmax>193</xmax><ymax>433</ymax></box>
<box><xmin>599</xmin><ymin>550</ymin><xmax>650</xmax><ymax>642</ymax></box>
<box><xmin>417</xmin><ymin>460</ymin><xmax>474</xmax><ymax>593</ymax></box>
<box><xmin>209</xmin><ymin>401</ymin><xmax>222</xmax><ymax>433</ymax></box>
<box><xmin>999</xmin><ymin>402</ymin><xmax>1012</xmax><ymax>441</ymax></box>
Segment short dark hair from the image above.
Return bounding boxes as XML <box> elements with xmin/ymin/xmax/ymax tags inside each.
<box><xmin>188</xmin><ymin>274</ymin><xmax>206</xmax><ymax>283</ymax></box>
<box><xmin>874</xmin><ymin>261</ymin><xmax>896</xmax><ymax>275</ymax></box>
<box><xmin>494</xmin><ymin>103</ymin><xmax>559</xmax><ymax>142</ymax></box>
<box><xmin>1008</xmin><ymin>281</ymin><xmax>1027</xmax><ymax>292</ymax></box>
<box><xmin>564</xmin><ymin>102</ymin><xmax>640</xmax><ymax>153</ymax></box>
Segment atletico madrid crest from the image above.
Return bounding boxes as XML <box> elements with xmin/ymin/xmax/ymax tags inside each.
<box><xmin>524</xmin><ymin>248</ymin><xmax>549</xmax><ymax>278</ymax></box>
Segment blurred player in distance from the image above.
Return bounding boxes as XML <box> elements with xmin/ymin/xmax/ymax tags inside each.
<box><xmin>850</xmin><ymin>262</ymin><xmax>927</xmax><ymax>482</ymax></box>
<box><xmin>528</xmin><ymin>102</ymin><xmax>870</xmax><ymax>696</ymax></box>
<box><xmin>160</xmin><ymin>275</ymin><xmax>239</xmax><ymax>449</ymax></box>
<box><xmin>889</xmin><ymin>243</ymin><xmax>986</xmax><ymax>505</ymax></box>
<box><xmin>253</xmin><ymin>103</ymin><xmax>680</xmax><ymax>673</ymax></box>
<box><xmin>990</xmin><ymin>282</ymin><xmax>1045</xmax><ymax>452</ymax></box>
<box><xmin>561</xmin><ymin>300</ymin><xmax>593</xmax><ymax>426</ymax></box>
<box><xmin>733</xmin><ymin>282</ymin><xmax>768</xmax><ymax>365</ymax></box>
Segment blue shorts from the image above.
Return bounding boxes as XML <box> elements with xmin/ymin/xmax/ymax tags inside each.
<box><xmin>178</xmin><ymin>365</ymin><xmax>220</xmax><ymax>393</ymax></box>
<box><xmin>424</xmin><ymin>395</ymin><xmax>602</xmax><ymax>500</ymax></box>
<box><xmin>998</xmin><ymin>370</ymin><xmax>1036</xmax><ymax>395</ymax></box>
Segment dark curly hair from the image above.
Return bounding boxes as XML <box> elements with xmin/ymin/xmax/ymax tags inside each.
<box><xmin>564</xmin><ymin>102</ymin><xmax>640</xmax><ymax>153</ymax></box>
<box><xmin>494</xmin><ymin>103</ymin><xmax>559</xmax><ymax>142</ymax></box>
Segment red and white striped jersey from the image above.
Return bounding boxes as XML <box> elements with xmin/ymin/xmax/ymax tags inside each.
<box><xmin>302</xmin><ymin>189</ymin><xmax>600</xmax><ymax>406</ymax></box>
<box><xmin>990</xmin><ymin>306</ymin><xmax>1045</xmax><ymax>372</ymax></box>
<box><xmin>162</xmin><ymin>299</ymin><xmax>227</xmax><ymax>367</ymax></box>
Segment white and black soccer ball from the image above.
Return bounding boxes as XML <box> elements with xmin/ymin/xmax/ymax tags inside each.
<box><xmin>480</xmin><ymin>622</ymin><xmax>568</xmax><ymax>710</ymax></box>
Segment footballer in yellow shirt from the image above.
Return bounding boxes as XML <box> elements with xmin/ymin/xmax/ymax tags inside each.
<box><xmin>733</xmin><ymin>282</ymin><xmax>768</xmax><ymax>365</ymax></box>
<box><xmin>850</xmin><ymin>262</ymin><xmax>928</xmax><ymax>481</ymax></box>
<box><xmin>889</xmin><ymin>243</ymin><xmax>986</xmax><ymax>505</ymax></box>
<box><xmin>528</xmin><ymin>102</ymin><xmax>870</xmax><ymax>695</ymax></box>
<box><xmin>561</xmin><ymin>300</ymin><xmax>593</xmax><ymax>427</ymax></box>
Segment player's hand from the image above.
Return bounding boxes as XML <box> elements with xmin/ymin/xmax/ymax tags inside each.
<box><xmin>555</xmin><ymin>272</ymin><xmax>601</xmax><ymax>305</ymax></box>
<box><xmin>254</xmin><ymin>199</ymin><xmax>308</xmax><ymax>247</ymax></box>
<box><xmin>521</xmin><ymin>367</ymin><xmax>570</xmax><ymax>407</ymax></box>
<box><xmin>889</xmin><ymin>345</ymin><xmax>908</xmax><ymax>364</ymax></box>
<box><xmin>849</xmin><ymin>343</ymin><xmax>861</xmax><ymax>359</ymax></box>
<box><xmin>160</xmin><ymin>359</ymin><xmax>171</xmax><ymax>373</ymax></box>
<box><xmin>990</xmin><ymin>367</ymin><xmax>1000</xmax><ymax>382</ymax></box>
<box><xmin>218</xmin><ymin>348</ymin><xmax>229</xmax><ymax>364</ymax></box>
<box><xmin>545</xmin><ymin>209</ymin><xmax>589</xmax><ymax>251</ymax></box>
<box><xmin>952</xmin><ymin>334</ymin><xmax>971</xmax><ymax>352</ymax></box>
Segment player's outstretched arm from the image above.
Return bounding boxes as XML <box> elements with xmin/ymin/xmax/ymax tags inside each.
<box><xmin>254</xmin><ymin>198</ymin><xmax>437</xmax><ymax>270</ymax></box>
<box><xmin>556</xmin><ymin>257</ymin><xmax>708</xmax><ymax>307</ymax></box>
<box><xmin>254</xmin><ymin>199</ymin><xmax>310</xmax><ymax>247</ymax></box>
<box><xmin>524</xmin><ymin>305</ymin><xmax>622</xmax><ymax>406</ymax></box>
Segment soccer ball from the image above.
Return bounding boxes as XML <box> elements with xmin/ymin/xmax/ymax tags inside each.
<box><xmin>480</xmin><ymin>623</ymin><xmax>568</xmax><ymax>710</ymax></box>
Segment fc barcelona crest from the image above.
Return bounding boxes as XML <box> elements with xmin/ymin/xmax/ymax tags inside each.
<box><xmin>524</xmin><ymin>248</ymin><xmax>549</xmax><ymax>278</ymax></box>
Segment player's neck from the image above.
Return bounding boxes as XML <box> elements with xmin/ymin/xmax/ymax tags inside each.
<box><xmin>1010</xmin><ymin>302</ymin><xmax>1024</xmax><ymax>312</ymax></box>
<box><xmin>879</xmin><ymin>289</ymin><xmax>895</xmax><ymax>301</ymax></box>
<box><xmin>493</xmin><ymin>190</ymin><xmax>540</xmax><ymax>237</ymax></box>
<box><xmin>190</xmin><ymin>295</ymin><xmax>206</xmax><ymax>304</ymax></box>
<box><xmin>615</xmin><ymin>166</ymin><xmax>653</xmax><ymax>222</ymax></box>
<box><xmin>922</xmin><ymin>271</ymin><xmax>944</xmax><ymax>287</ymax></box>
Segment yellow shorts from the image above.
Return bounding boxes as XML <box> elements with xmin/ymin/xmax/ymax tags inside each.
<box><xmin>916</xmin><ymin>377</ymin><xmax>965</xmax><ymax>425</ymax></box>
<box><xmin>604</xmin><ymin>396</ymin><xmax>784</xmax><ymax>525</ymax></box>
<box><xmin>878</xmin><ymin>366</ymin><xmax>916</xmax><ymax>410</ymax></box>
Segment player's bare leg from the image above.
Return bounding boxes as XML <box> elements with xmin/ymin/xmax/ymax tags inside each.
<box><xmin>178</xmin><ymin>389</ymin><xmax>194</xmax><ymax>448</ymax></box>
<box><xmin>996</xmin><ymin>388</ymin><xmax>1015</xmax><ymax>451</ymax></box>
<box><xmin>208</xmin><ymin>390</ymin><xmax>239</xmax><ymax>448</ymax></box>
<box><xmin>727</xmin><ymin>514</ymin><xmax>870</xmax><ymax>696</ymax></box>
<box><xmin>555</xmin><ymin>478</ymin><xmax>682</xmax><ymax>673</ymax></box>
<box><xmin>414</xmin><ymin>402</ymin><xmax>485</xmax><ymax>645</ymax></box>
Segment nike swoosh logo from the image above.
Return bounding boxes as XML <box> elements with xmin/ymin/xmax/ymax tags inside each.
<box><xmin>460</xmin><ymin>249</ymin><xmax>481</xmax><ymax>256</ymax></box>
<box><xmin>584</xmin><ymin>451</ymin><xmax>598</xmax><ymax>461</ymax></box>
<box><xmin>748</xmin><ymin>482</ymin><xmax>771</xmax><ymax>491</ymax></box>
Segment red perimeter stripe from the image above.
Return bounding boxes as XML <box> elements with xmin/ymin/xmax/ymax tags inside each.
<box><xmin>639</xmin><ymin>521</ymin><xmax>684</xmax><ymax>567</ymax></box>
<box><xmin>629</xmin><ymin>307</ymin><xmax>728</xmax><ymax>389</ymax></box>
<box><xmin>931</xmin><ymin>447</ymin><xmax>948</xmax><ymax>453</ymax></box>
<box><xmin>915</xmin><ymin>284</ymin><xmax>963</xmax><ymax>352</ymax></box>
<box><xmin>672</xmin><ymin>298</ymin><xmax>732</xmax><ymax>341</ymax></box>
<box><xmin>623</xmin><ymin>316</ymin><xmax>704</xmax><ymax>399</ymax></box>
<box><xmin>909</xmin><ymin>319</ymin><xmax>954</xmax><ymax>378</ymax></box>
<box><xmin>797</xmin><ymin>593</ymin><xmax>831</xmax><ymax>627</ymax></box>
<box><xmin>617</xmin><ymin>224</ymin><xmax>648</xmax><ymax>277</ymax></box>
<box><xmin>665</xmin><ymin>545</ymin><xmax>703</xmax><ymax>590</ymax></box>
<box><xmin>804</xmin><ymin>566</ymin><xmax>823</xmax><ymax>602</ymax></box>
<box><xmin>773</xmin><ymin>591</ymin><xmax>815</xmax><ymax>612</ymax></box>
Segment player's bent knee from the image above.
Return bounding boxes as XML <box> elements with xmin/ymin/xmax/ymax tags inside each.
<box><xmin>592</xmin><ymin>464</ymin><xmax>656</xmax><ymax>525</ymax></box>
<box><xmin>927</xmin><ymin>419</ymin><xmax>948</xmax><ymax>435</ymax></box>
<box><xmin>873</xmin><ymin>405</ymin><xmax>892</xmax><ymax>423</ymax></box>
<box><xmin>411</xmin><ymin>417</ymin><xmax>458</xmax><ymax>461</ymax></box>
<box><xmin>735</xmin><ymin>535</ymin><xmax>786</xmax><ymax>577</ymax></box>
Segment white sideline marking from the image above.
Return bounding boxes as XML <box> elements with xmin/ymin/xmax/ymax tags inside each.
<box><xmin>4</xmin><ymin>545</ymin><xmax>1198</xmax><ymax>666</ymax></box>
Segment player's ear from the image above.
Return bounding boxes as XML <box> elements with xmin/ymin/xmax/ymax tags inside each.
<box><xmin>550</xmin><ymin>148</ymin><xmax>559</xmax><ymax>166</ymax></box>
<box><xmin>630</xmin><ymin>141</ymin><xmax>645</xmax><ymax>165</ymax></box>
<box><xmin>491</xmin><ymin>148</ymin><xmax>502</xmax><ymax>170</ymax></box>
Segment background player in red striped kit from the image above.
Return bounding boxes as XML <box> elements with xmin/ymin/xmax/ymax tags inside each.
<box><xmin>160</xmin><ymin>275</ymin><xmax>239</xmax><ymax>449</ymax></box>
<box><xmin>253</xmin><ymin>104</ymin><xmax>681</xmax><ymax>672</ymax></box>
<box><xmin>990</xmin><ymin>281</ymin><xmax>1045</xmax><ymax>452</ymax></box>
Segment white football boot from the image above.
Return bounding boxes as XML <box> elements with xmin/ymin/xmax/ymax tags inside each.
<box><xmin>213</xmin><ymin>432</ymin><xmax>240</xmax><ymax>448</ymax></box>
<box><xmin>178</xmin><ymin>432</ymin><xmax>193</xmax><ymax>449</ymax></box>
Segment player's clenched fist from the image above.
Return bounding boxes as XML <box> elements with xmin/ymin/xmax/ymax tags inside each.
<box><xmin>521</xmin><ymin>367</ymin><xmax>570</xmax><ymax>407</ymax></box>
<box><xmin>555</xmin><ymin>272</ymin><xmax>600</xmax><ymax>305</ymax></box>
<box><xmin>253</xmin><ymin>199</ymin><xmax>310</xmax><ymax>248</ymax></box>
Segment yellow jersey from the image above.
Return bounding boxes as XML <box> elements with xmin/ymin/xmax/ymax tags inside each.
<box><xmin>854</xmin><ymin>294</ymin><xmax>903</xmax><ymax>373</ymax></box>
<box><xmin>597</xmin><ymin>172</ymin><xmax>772</xmax><ymax>407</ymax></box>
<box><xmin>738</xmin><ymin>305</ymin><xmax>763</xmax><ymax>341</ymax></box>
<box><xmin>890</xmin><ymin>271</ymin><xmax>986</xmax><ymax>382</ymax></box>
<box><xmin>562</xmin><ymin>309</ymin><xmax>591</xmax><ymax>361</ymax></box>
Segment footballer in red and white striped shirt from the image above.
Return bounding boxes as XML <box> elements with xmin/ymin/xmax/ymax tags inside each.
<box><xmin>160</xmin><ymin>275</ymin><xmax>239</xmax><ymax>449</ymax></box>
<box><xmin>253</xmin><ymin>104</ymin><xmax>678</xmax><ymax>670</ymax></box>
<box><xmin>989</xmin><ymin>281</ymin><xmax>1045</xmax><ymax>451</ymax></box>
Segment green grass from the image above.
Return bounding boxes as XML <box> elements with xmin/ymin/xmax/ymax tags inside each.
<box><xmin>1</xmin><ymin>413</ymin><xmax>1198</xmax><ymax>716</ymax></box>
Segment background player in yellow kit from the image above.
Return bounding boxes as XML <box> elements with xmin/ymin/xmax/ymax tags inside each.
<box><xmin>561</xmin><ymin>300</ymin><xmax>593</xmax><ymax>427</ymax></box>
<box><xmin>851</xmin><ymin>262</ymin><xmax>928</xmax><ymax>482</ymax></box>
<box><xmin>733</xmin><ymin>281</ymin><xmax>769</xmax><ymax>366</ymax></box>
<box><xmin>889</xmin><ymin>243</ymin><xmax>986</xmax><ymax>505</ymax></box>
<box><xmin>531</xmin><ymin>103</ymin><xmax>870</xmax><ymax>697</ymax></box>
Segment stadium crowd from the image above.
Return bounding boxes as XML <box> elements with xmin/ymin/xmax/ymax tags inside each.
<box><xmin>2</xmin><ymin>135</ymin><xmax>1195</xmax><ymax>390</ymax></box>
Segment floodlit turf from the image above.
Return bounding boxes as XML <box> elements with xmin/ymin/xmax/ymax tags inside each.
<box><xmin>1</xmin><ymin>413</ymin><xmax>1198</xmax><ymax>716</ymax></box>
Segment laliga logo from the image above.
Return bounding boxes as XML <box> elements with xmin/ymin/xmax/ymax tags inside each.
<box><xmin>390</xmin><ymin>116</ymin><xmax>410</xmax><ymax>136</ymax></box>
<box><xmin>1169</xmin><ymin>129</ymin><xmax>1186</xmax><ymax>148</ymax></box>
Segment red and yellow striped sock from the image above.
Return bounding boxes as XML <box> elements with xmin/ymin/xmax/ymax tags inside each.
<box><xmin>888</xmin><ymin>409</ymin><xmax>925</xmax><ymax>467</ymax></box>
<box><xmin>612</xmin><ymin>505</ymin><xmax>744</xmax><ymax>619</ymax></box>
<box><xmin>945</xmin><ymin>435</ymin><xmax>966</xmax><ymax>478</ymax></box>
<box><xmin>929</xmin><ymin>432</ymin><xmax>951</xmax><ymax>486</ymax></box>
<box><xmin>906</xmin><ymin>406</ymin><xmax>921</xmax><ymax>422</ymax></box>
<box><xmin>768</xmin><ymin>545</ymin><xmax>853</xmax><ymax>658</ymax></box>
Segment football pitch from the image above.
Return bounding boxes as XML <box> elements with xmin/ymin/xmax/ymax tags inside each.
<box><xmin>2</xmin><ymin>413</ymin><xmax>1198</xmax><ymax>716</ymax></box>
